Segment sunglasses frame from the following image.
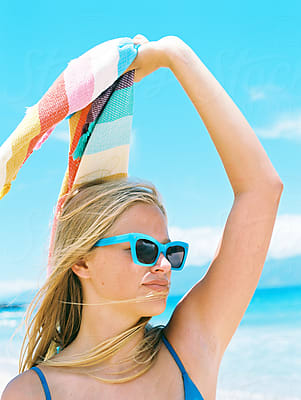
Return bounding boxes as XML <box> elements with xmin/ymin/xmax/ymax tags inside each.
<box><xmin>93</xmin><ymin>232</ymin><xmax>189</xmax><ymax>271</ymax></box>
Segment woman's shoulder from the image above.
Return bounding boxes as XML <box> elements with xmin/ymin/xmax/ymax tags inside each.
<box><xmin>1</xmin><ymin>369</ymin><xmax>44</xmax><ymax>400</ymax></box>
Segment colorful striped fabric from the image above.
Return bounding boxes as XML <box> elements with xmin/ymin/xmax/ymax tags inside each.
<box><xmin>0</xmin><ymin>37</ymin><xmax>141</xmax><ymax>274</ymax></box>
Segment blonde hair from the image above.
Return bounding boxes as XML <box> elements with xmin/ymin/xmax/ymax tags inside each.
<box><xmin>19</xmin><ymin>177</ymin><xmax>168</xmax><ymax>383</ymax></box>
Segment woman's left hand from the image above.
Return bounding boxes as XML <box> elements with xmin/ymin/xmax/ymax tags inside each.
<box><xmin>122</xmin><ymin>34</ymin><xmax>174</xmax><ymax>82</ymax></box>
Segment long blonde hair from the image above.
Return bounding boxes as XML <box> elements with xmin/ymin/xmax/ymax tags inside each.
<box><xmin>19</xmin><ymin>177</ymin><xmax>168</xmax><ymax>382</ymax></box>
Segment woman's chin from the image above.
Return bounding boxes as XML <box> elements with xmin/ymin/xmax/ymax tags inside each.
<box><xmin>139</xmin><ymin>295</ymin><xmax>168</xmax><ymax>316</ymax></box>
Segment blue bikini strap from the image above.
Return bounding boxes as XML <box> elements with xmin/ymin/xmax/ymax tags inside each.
<box><xmin>161</xmin><ymin>333</ymin><xmax>187</xmax><ymax>375</ymax></box>
<box><xmin>31</xmin><ymin>366</ymin><xmax>51</xmax><ymax>400</ymax></box>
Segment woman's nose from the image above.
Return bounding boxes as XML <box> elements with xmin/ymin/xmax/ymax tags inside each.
<box><xmin>151</xmin><ymin>253</ymin><xmax>171</xmax><ymax>272</ymax></box>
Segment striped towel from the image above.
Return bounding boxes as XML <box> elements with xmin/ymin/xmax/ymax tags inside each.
<box><xmin>0</xmin><ymin>37</ymin><xmax>141</xmax><ymax>274</ymax></box>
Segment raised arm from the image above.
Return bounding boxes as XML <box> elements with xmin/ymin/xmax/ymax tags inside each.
<box><xmin>160</xmin><ymin>36</ymin><xmax>283</xmax><ymax>359</ymax></box>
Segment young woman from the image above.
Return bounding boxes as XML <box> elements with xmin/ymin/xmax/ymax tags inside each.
<box><xmin>2</xmin><ymin>34</ymin><xmax>283</xmax><ymax>400</ymax></box>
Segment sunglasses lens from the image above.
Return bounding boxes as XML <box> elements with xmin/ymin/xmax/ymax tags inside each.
<box><xmin>166</xmin><ymin>246</ymin><xmax>185</xmax><ymax>269</ymax></box>
<box><xmin>136</xmin><ymin>239</ymin><xmax>158</xmax><ymax>264</ymax></box>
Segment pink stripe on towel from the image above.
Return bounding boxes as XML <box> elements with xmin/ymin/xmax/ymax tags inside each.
<box><xmin>64</xmin><ymin>54</ymin><xmax>95</xmax><ymax>115</ymax></box>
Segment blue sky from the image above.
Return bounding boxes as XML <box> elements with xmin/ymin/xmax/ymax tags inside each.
<box><xmin>0</xmin><ymin>1</ymin><xmax>300</xmax><ymax>295</ymax></box>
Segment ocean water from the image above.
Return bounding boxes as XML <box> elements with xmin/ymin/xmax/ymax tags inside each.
<box><xmin>1</xmin><ymin>286</ymin><xmax>301</xmax><ymax>399</ymax></box>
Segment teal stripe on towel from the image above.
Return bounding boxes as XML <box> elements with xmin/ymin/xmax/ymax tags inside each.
<box><xmin>72</xmin><ymin>86</ymin><xmax>134</xmax><ymax>160</ymax></box>
<box><xmin>117</xmin><ymin>39</ymin><xmax>141</xmax><ymax>77</ymax></box>
<box><xmin>83</xmin><ymin>115</ymin><xmax>133</xmax><ymax>155</ymax></box>
<box><xmin>97</xmin><ymin>86</ymin><xmax>134</xmax><ymax>124</ymax></box>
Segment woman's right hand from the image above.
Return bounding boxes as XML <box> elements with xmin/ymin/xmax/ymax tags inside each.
<box><xmin>123</xmin><ymin>34</ymin><xmax>184</xmax><ymax>82</ymax></box>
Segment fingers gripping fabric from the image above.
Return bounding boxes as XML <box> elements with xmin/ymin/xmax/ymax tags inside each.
<box><xmin>0</xmin><ymin>37</ymin><xmax>141</xmax><ymax>275</ymax></box>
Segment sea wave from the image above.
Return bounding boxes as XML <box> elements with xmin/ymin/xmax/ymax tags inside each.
<box><xmin>0</xmin><ymin>357</ymin><xmax>19</xmax><ymax>396</ymax></box>
<box><xmin>0</xmin><ymin>319</ymin><xmax>18</xmax><ymax>328</ymax></box>
<box><xmin>0</xmin><ymin>311</ymin><xmax>25</xmax><ymax>319</ymax></box>
<box><xmin>217</xmin><ymin>389</ymin><xmax>301</xmax><ymax>400</ymax></box>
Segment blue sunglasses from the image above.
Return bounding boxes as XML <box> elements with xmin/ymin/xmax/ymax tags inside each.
<box><xmin>93</xmin><ymin>233</ymin><xmax>189</xmax><ymax>271</ymax></box>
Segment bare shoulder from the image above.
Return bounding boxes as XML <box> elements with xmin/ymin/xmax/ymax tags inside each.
<box><xmin>1</xmin><ymin>370</ymin><xmax>44</xmax><ymax>400</ymax></box>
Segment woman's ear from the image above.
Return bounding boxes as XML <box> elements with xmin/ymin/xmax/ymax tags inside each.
<box><xmin>71</xmin><ymin>259</ymin><xmax>91</xmax><ymax>279</ymax></box>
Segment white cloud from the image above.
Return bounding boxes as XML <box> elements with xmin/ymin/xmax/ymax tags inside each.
<box><xmin>269</xmin><ymin>214</ymin><xmax>301</xmax><ymax>259</ymax></box>
<box><xmin>248</xmin><ymin>84</ymin><xmax>286</xmax><ymax>102</ymax></box>
<box><xmin>170</xmin><ymin>213</ymin><xmax>301</xmax><ymax>267</ymax></box>
<box><xmin>249</xmin><ymin>87</ymin><xmax>266</xmax><ymax>101</ymax></box>
<box><xmin>0</xmin><ymin>280</ymin><xmax>39</xmax><ymax>298</ymax></box>
<box><xmin>50</xmin><ymin>119</ymin><xmax>70</xmax><ymax>143</ymax></box>
<box><xmin>51</xmin><ymin>129</ymin><xmax>69</xmax><ymax>143</ymax></box>
<box><xmin>169</xmin><ymin>225</ymin><xmax>224</xmax><ymax>266</ymax></box>
<box><xmin>2</xmin><ymin>215</ymin><xmax>299</xmax><ymax>293</ymax></box>
<box><xmin>130</xmin><ymin>128</ymin><xmax>136</xmax><ymax>149</ymax></box>
<box><xmin>255</xmin><ymin>111</ymin><xmax>301</xmax><ymax>140</ymax></box>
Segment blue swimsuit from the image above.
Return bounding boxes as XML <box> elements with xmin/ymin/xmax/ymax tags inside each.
<box><xmin>31</xmin><ymin>335</ymin><xmax>205</xmax><ymax>400</ymax></box>
<box><xmin>161</xmin><ymin>333</ymin><xmax>205</xmax><ymax>400</ymax></box>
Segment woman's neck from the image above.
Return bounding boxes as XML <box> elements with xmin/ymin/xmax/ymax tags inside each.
<box><xmin>57</xmin><ymin>303</ymin><xmax>146</xmax><ymax>370</ymax></box>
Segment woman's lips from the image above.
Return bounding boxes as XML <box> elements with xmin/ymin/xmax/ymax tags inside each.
<box><xmin>142</xmin><ymin>284</ymin><xmax>169</xmax><ymax>291</ymax></box>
